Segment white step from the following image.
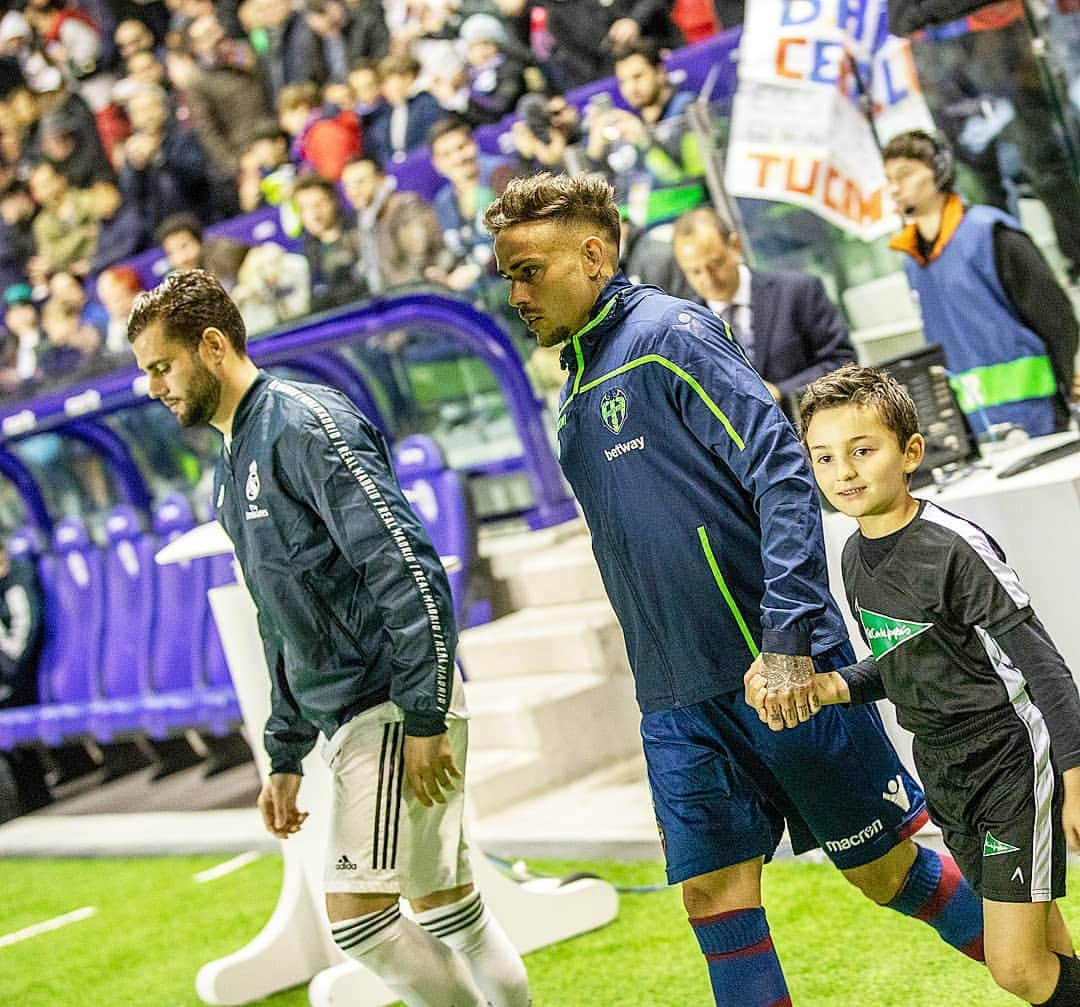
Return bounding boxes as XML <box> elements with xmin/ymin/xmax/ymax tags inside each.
<box><xmin>466</xmin><ymin>747</ymin><xmax>548</xmax><ymax>818</ymax></box>
<box><xmin>459</xmin><ymin>601</ymin><xmax>629</xmax><ymax>680</ymax></box>
<box><xmin>464</xmin><ymin>671</ymin><xmax>640</xmax><ymax>759</ymax></box>
<box><xmin>478</xmin><ymin>518</ymin><xmax>588</xmax><ymax>583</ymax></box>
<box><xmin>510</xmin><ymin>536</ymin><xmax>608</xmax><ymax>608</ymax></box>
<box><xmin>471</xmin><ymin>754</ymin><xmax>662</xmax><ymax>860</ymax></box>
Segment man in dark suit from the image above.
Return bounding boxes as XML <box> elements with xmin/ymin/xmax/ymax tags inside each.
<box><xmin>672</xmin><ymin>206</ymin><xmax>856</xmax><ymax>403</ymax></box>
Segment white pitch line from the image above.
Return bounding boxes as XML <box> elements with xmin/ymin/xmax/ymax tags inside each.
<box><xmin>0</xmin><ymin>906</ymin><xmax>97</xmax><ymax>948</ymax></box>
<box><xmin>194</xmin><ymin>850</ymin><xmax>262</xmax><ymax>884</ymax></box>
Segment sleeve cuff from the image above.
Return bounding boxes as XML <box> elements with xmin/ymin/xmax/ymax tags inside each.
<box><xmin>761</xmin><ymin>627</ymin><xmax>812</xmax><ymax>656</ymax></box>
<box><xmin>404</xmin><ymin>711</ymin><xmax>448</xmax><ymax>737</ymax></box>
<box><xmin>270</xmin><ymin>761</ymin><xmax>303</xmax><ymax>776</ymax></box>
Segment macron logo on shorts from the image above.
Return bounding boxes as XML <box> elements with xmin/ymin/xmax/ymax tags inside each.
<box><xmin>882</xmin><ymin>774</ymin><xmax>911</xmax><ymax>812</ymax></box>
<box><xmin>336</xmin><ymin>854</ymin><xmax>357</xmax><ymax>870</ymax></box>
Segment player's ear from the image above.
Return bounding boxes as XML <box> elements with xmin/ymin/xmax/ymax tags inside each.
<box><xmin>581</xmin><ymin>234</ymin><xmax>606</xmax><ymax>277</ymax></box>
<box><xmin>903</xmin><ymin>432</ymin><xmax>925</xmax><ymax>473</ymax></box>
<box><xmin>198</xmin><ymin>326</ymin><xmax>229</xmax><ymax>367</ymax></box>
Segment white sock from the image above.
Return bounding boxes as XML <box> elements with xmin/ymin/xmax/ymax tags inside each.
<box><xmin>413</xmin><ymin>890</ymin><xmax>531</xmax><ymax>1007</ymax></box>
<box><xmin>331</xmin><ymin>903</ymin><xmax>486</xmax><ymax>1007</ymax></box>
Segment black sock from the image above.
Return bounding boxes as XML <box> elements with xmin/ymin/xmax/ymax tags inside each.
<box><xmin>1036</xmin><ymin>953</ymin><xmax>1080</xmax><ymax>1006</ymax></box>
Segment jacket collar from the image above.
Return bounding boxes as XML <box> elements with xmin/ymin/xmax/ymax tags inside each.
<box><xmin>558</xmin><ymin>271</ymin><xmax>632</xmax><ymax>371</ymax></box>
<box><xmin>230</xmin><ymin>369</ymin><xmax>273</xmax><ymax>439</ymax></box>
<box><xmin>888</xmin><ymin>192</ymin><xmax>965</xmax><ymax>266</ymax></box>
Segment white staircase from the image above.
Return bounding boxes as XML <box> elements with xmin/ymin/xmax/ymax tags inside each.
<box><xmin>461</xmin><ymin>520</ymin><xmax>656</xmax><ymax>854</ymax></box>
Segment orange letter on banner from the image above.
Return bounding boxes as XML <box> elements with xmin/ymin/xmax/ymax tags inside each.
<box><xmin>785</xmin><ymin>156</ymin><xmax>820</xmax><ymax>196</ymax></box>
<box><xmin>823</xmin><ymin>165</ymin><xmax>845</xmax><ymax>215</ymax></box>
<box><xmin>859</xmin><ymin>186</ymin><xmax>884</xmax><ymax>224</ymax></box>
<box><xmin>748</xmin><ymin>152</ymin><xmax>784</xmax><ymax>188</ymax></box>
<box><xmin>776</xmin><ymin>37</ymin><xmax>806</xmax><ymax>79</ymax></box>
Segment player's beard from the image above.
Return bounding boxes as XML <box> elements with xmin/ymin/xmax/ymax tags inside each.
<box><xmin>540</xmin><ymin>326</ymin><xmax>573</xmax><ymax>348</ymax></box>
<box><xmin>175</xmin><ymin>358</ymin><xmax>222</xmax><ymax>428</ymax></box>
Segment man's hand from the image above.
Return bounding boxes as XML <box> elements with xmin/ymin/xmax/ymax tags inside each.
<box><xmin>257</xmin><ymin>772</ymin><xmax>308</xmax><ymax>839</ymax></box>
<box><xmin>753</xmin><ymin>652</ymin><xmax>819</xmax><ymax>730</ymax></box>
<box><xmin>404</xmin><ymin>732</ymin><xmax>461</xmax><ymax>807</ymax></box>
<box><xmin>606</xmin><ymin>17</ymin><xmax>640</xmax><ymax>53</ymax></box>
<box><xmin>1062</xmin><ymin>768</ymin><xmax>1080</xmax><ymax>850</ymax></box>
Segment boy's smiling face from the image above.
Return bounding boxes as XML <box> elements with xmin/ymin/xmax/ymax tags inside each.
<box><xmin>805</xmin><ymin>403</ymin><xmax>924</xmax><ymax>536</ymax></box>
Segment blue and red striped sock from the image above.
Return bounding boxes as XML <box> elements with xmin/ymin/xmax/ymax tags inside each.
<box><xmin>689</xmin><ymin>907</ymin><xmax>791</xmax><ymax>1007</ymax></box>
<box><xmin>886</xmin><ymin>844</ymin><xmax>984</xmax><ymax>961</ymax></box>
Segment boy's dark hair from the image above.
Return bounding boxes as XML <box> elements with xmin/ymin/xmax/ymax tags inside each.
<box><xmin>127</xmin><ymin>269</ymin><xmax>247</xmax><ymax>355</ymax></box>
<box><xmin>155</xmin><ymin>212</ymin><xmax>203</xmax><ymax>247</ymax></box>
<box><xmin>798</xmin><ymin>364</ymin><xmax>920</xmax><ymax>450</ymax></box>
<box><xmin>483</xmin><ymin>172</ymin><xmax>621</xmax><ymax>247</ymax></box>
<box><xmin>614</xmin><ymin>38</ymin><xmax>665</xmax><ymax>69</ymax></box>
<box><xmin>343</xmin><ymin>153</ymin><xmax>385</xmax><ymax>174</ymax></box>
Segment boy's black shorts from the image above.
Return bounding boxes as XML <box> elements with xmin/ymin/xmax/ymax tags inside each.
<box><xmin>914</xmin><ymin>706</ymin><xmax>1065</xmax><ymax>903</ymax></box>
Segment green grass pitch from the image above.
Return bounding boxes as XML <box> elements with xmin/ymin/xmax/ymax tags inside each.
<box><xmin>2</xmin><ymin>855</ymin><xmax>1077</xmax><ymax>1005</ymax></box>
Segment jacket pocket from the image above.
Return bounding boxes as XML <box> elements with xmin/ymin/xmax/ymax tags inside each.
<box><xmin>696</xmin><ymin>525</ymin><xmax>759</xmax><ymax>659</ymax></box>
<box><xmin>302</xmin><ymin>573</ymin><xmax>370</xmax><ymax>664</ymax></box>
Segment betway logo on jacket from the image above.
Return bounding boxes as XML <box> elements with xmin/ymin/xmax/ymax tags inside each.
<box><xmin>604</xmin><ymin>436</ymin><xmax>645</xmax><ymax>462</ymax></box>
<box><xmin>858</xmin><ymin>606</ymin><xmax>932</xmax><ymax>660</ymax></box>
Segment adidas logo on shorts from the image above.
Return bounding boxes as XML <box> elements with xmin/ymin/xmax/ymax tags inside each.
<box><xmin>336</xmin><ymin>854</ymin><xmax>357</xmax><ymax>870</ymax></box>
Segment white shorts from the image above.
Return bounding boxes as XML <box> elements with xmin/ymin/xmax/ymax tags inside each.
<box><xmin>322</xmin><ymin>676</ymin><xmax>472</xmax><ymax>900</ymax></box>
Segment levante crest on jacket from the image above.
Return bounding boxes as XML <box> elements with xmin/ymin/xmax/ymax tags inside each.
<box><xmin>600</xmin><ymin>388</ymin><xmax>628</xmax><ymax>434</ymax></box>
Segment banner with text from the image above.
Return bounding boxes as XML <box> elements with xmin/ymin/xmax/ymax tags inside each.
<box><xmin>725</xmin><ymin>0</ymin><xmax>935</xmax><ymax>240</ymax></box>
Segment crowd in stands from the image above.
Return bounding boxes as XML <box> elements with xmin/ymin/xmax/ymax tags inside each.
<box><xmin>0</xmin><ymin>0</ymin><xmax>750</xmax><ymax>397</ymax></box>
<box><xmin>0</xmin><ymin>0</ymin><xmax>1076</xmax><ymax>403</ymax></box>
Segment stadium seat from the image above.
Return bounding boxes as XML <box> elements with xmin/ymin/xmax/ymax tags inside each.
<box><xmin>195</xmin><ymin>553</ymin><xmax>241</xmax><ymax>737</ymax></box>
<box><xmin>30</xmin><ymin>518</ymin><xmax>106</xmax><ymax>747</ymax></box>
<box><xmin>87</xmin><ymin>506</ymin><xmax>157</xmax><ymax>742</ymax></box>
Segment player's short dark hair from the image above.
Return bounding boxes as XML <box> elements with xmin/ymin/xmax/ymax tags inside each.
<box><xmin>155</xmin><ymin>212</ymin><xmax>203</xmax><ymax>247</ymax></box>
<box><xmin>483</xmin><ymin>172</ymin><xmax>621</xmax><ymax>248</ymax></box>
<box><xmin>127</xmin><ymin>269</ymin><xmax>247</xmax><ymax>355</ymax></box>
<box><xmin>798</xmin><ymin>364</ymin><xmax>920</xmax><ymax>450</ymax></box>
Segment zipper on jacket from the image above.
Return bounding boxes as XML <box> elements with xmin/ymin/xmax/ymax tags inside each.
<box><xmin>557</xmin><ymin>292</ymin><xmax>619</xmax><ymax>431</ymax></box>
<box><xmin>302</xmin><ymin>572</ymin><xmax>370</xmax><ymax>663</ymax></box>
<box><xmin>697</xmin><ymin>525</ymin><xmax>759</xmax><ymax>659</ymax></box>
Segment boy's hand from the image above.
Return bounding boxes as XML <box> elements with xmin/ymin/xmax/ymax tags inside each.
<box><xmin>1062</xmin><ymin>767</ymin><xmax>1080</xmax><ymax>850</ymax></box>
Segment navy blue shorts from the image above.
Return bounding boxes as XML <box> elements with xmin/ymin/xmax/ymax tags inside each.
<box><xmin>641</xmin><ymin>643</ymin><xmax>929</xmax><ymax>884</ymax></box>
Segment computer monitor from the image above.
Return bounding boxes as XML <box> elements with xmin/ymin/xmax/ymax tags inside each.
<box><xmin>788</xmin><ymin>344</ymin><xmax>980</xmax><ymax>492</ymax></box>
<box><xmin>875</xmin><ymin>344</ymin><xmax>981</xmax><ymax>488</ymax></box>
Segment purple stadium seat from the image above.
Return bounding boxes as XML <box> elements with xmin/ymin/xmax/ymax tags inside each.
<box><xmin>195</xmin><ymin>553</ymin><xmax>240</xmax><ymax>737</ymax></box>
<box><xmin>87</xmin><ymin>506</ymin><xmax>157</xmax><ymax>742</ymax></box>
<box><xmin>31</xmin><ymin>518</ymin><xmax>106</xmax><ymax>746</ymax></box>
<box><xmin>392</xmin><ymin>435</ymin><xmax>476</xmax><ymax>626</ymax></box>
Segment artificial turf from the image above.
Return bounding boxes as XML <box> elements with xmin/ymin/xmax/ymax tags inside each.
<box><xmin>1</xmin><ymin>855</ymin><xmax>1076</xmax><ymax>1005</ymax></box>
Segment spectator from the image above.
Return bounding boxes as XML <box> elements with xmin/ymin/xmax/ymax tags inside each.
<box><xmin>237</xmin><ymin>122</ymin><xmax>295</xmax><ymax>212</ymax></box>
<box><xmin>156</xmin><ymin>212</ymin><xmax>206</xmax><ymax>273</ymax></box>
<box><xmin>118</xmin><ymin>83</ymin><xmax>214</xmax><ymax>229</ymax></box>
<box><xmin>231</xmin><ymin>239</ymin><xmax>312</xmax><ymax>333</ymax></box>
<box><xmin>671</xmin><ymin>206</ymin><xmax>857</xmax><ymax>403</ymax></box>
<box><xmin>114</xmin><ymin>18</ymin><xmax>156</xmax><ymax>63</ymax></box>
<box><xmin>349</xmin><ymin>57</ymin><xmax>383</xmax><ymax>129</ymax></box>
<box><xmin>891</xmin><ymin>1</ymin><xmax>1080</xmax><ymax>283</ymax></box>
<box><xmin>3</xmin><ymin>283</ymin><xmax>42</xmax><ymax>384</ymax></box>
<box><xmin>278</xmin><ymin>80</ymin><xmax>361</xmax><ymax>181</ymax></box>
<box><xmin>27</xmin><ymin>161</ymin><xmax>98</xmax><ymax>281</ymax></box>
<box><xmin>505</xmin><ymin>0</ymin><xmax>682</xmax><ymax>91</ymax></box>
<box><xmin>123</xmin><ymin>49</ymin><xmax>169</xmax><ymax>90</ymax></box>
<box><xmin>510</xmin><ymin>91</ymin><xmax>582</xmax><ymax>172</ymax></box>
<box><xmin>585</xmin><ymin>39</ymin><xmax>703</xmax><ymax>225</ymax></box>
<box><xmin>366</xmin><ymin>53</ymin><xmax>446</xmax><ymax>164</ymax></box>
<box><xmin>37</xmin><ymin>294</ymin><xmax>102</xmax><ymax>381</ymax></box>
<box><xmin>427</xmin><ymin>115</ymin><xmax>514</xmax><ymax>291</ymax></box>
<box><xmin>0</xmin><ymin>178</ymin><xmax>37</xmax><ymax>292</ymax></box>
<box><xmin>341</xmin><ymin>154</ymin><xmax>443</xmax><ymax>290</ymax></box>
<box><xmin>19</xmin><ymin>73</ymin><xmax>111</xmax><ymax>189</ymax></box>
<box><xmin>88</xmin><ymin>177</ymin><xmax>146</xmax><ymax>274</ymax></box>
<box><xmin>95</xmin><ymin>264</ymin><xmax>143</xmax><ymax>355</ymax></box>
<box><xmin>293</xmin><ymin>172</ymin><xmax>368</xmax><ymax>310</ymax></box>
<box><xmin>0</xmin><ymin>538</ymin><xmax>51</xmax><ymax>818</ymax></box>
<box><xmin>185</xmin><ymin>11</ymin><xmax>272</xmax><ymax>180</ymax></box>
<box><xmin>883</xmin><ymin>128</ymin><xmax>1078</xmax><ymax>437</ymax></box>
<box><xmin>242</xmin><ymin>0</ymin><xmax>316</xmax><ymax>102</ymax></box>
<box><xmin>457</xmin><ymin>13</ymin><xmax>529</xmax><ymax>127</ymax></box>
<box><xmin>37</xmin><ymin>105</ymin><xmax>115</xmax><ymax>189</ymax></box>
